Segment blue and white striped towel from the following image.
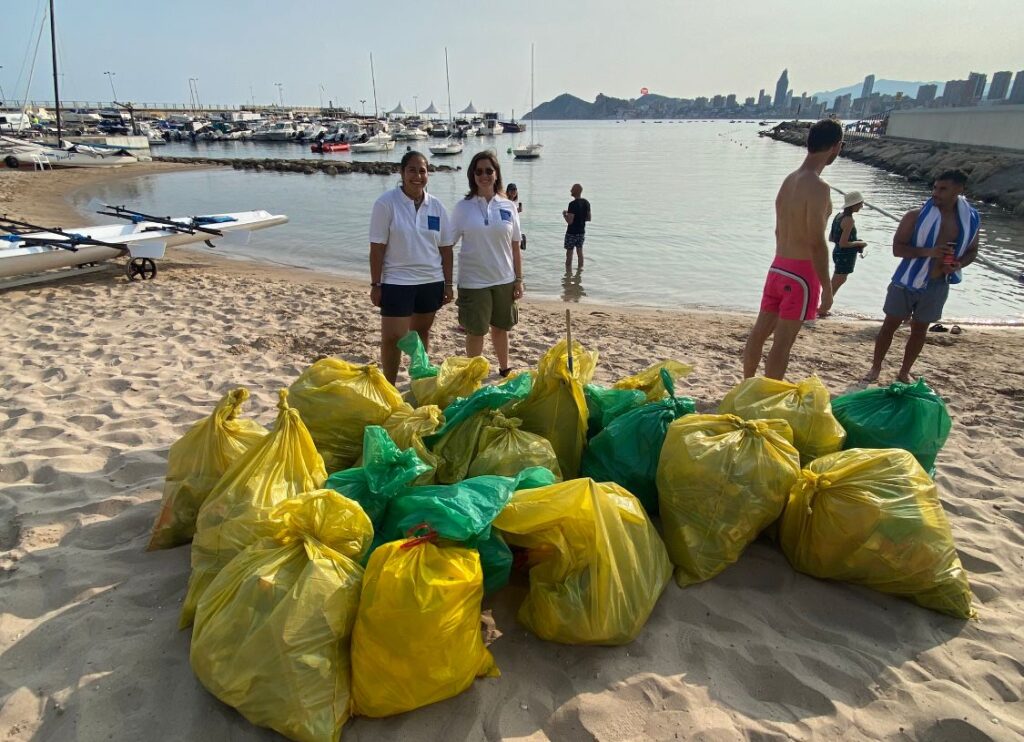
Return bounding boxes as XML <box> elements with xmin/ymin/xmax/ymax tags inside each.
<box><xmin>891</xmin><ymin>195</ymin><xmax>980</xmax><ymax>290</ymax></box>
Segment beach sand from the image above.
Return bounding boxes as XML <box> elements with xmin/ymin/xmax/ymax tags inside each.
<box><xmin>1</xmin><ymin>164</ymin><xmax>1022</xmax><ymax>741</ymax></box>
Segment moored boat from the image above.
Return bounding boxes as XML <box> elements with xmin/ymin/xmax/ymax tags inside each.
<box><xmin>311</xmin><ymin>141</ymin><xmax>350</xmax><ymax>152</ymax></box>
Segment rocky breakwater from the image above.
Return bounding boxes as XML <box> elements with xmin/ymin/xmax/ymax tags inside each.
<box><xmin>762</xmin><ymin>122</ymin><xmax>1024</xmax><ymax>217</ymax></box>
<box><xmin>153</xmin><ymin>156</ymin><xmax>459</xmax><ymax>177</ymax></box>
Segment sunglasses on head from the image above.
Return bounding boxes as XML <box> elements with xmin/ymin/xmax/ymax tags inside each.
<box><xmin>474</xmin><ymin>167</ymin><xmax>495</xmax><ymax>176</ymax></box>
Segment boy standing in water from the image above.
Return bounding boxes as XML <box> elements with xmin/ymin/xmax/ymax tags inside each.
<box><xmin>742</xmin><ymin>119</ymin><xmax>843</xmax><ymax>380</ymax></box>
<box><xmin>563</xmin><ymin>183</ymin><xmax>591</xmax><ymax>272</ymax></box>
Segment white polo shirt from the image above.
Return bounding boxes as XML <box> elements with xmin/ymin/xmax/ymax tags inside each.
<box><xmin>450</xmin><ymin>195</ymin><xmax>522</xmax><ymax>289</ymax></box>
<box><xmin>369</xmin><ymin>187</ymin><xmax>454</xmax><ymax>285</ymax></box>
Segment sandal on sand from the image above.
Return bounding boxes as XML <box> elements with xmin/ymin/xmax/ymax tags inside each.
<box><xmin>929</xmin><ymin>323</ymin><xmax>948</xmax><ymax>333</ymax></box>
<box><xmin>950</xmin><ymin>324</ymin><xmax>963</xmax><ymax>335</ymax></box>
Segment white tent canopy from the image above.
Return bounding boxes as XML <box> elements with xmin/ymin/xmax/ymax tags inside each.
<box><xmin>458</xmin><ymin>101</ymin><xmax>478</xmax><ymax>115</ymax></box>
<box><xmin>421</xmin><ymin>101</ymin><xmax>440</xmax><ymax>115</ymax></box>
<box><xmin>388</xmin><ymin>102</ymin><xmax>407</xmax><ymax>115</ymax></box>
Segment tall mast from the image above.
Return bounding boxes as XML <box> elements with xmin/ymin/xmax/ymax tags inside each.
<box><xmin>530</xmin><ymin>44</ymin><xmax>534</xmax><ymax>145</ymax></box>
<box><xmin>369</xmin><ymin>53</ymin><xmax>378</xmax><ymax>120</ymax></box>
<box><xmin>49</xmin><ymin>0</ymin><xmax>63</xmax><ymax>146</ymax></box>
<box><xmin>444</xmin><ymin>48</ymin><xmax>453</xmax><ymax>130</ymax></box>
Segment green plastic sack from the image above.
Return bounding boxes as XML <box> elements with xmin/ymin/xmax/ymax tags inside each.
<box><xmin>779</xmin><ymin>448</ymin><xmax>975</xmax><ymax>619</ymax></box>
<box><xmin>581</xmin><ymin>370</ymin><xmax>695</xmax><ymax>514</ymax></box>
<box><xmin>512</xmin><ymin>340</ymin><xmax>598</xmax><ymax>479</ymax></box>
<box><xmin>379</xmin><ymin>403</ymin><xmax>444</xmax><ymax>484</ymax></box>
<box><xmin>191</xmin><ymin>492</ymin><xmax>372</xmax><ymax>742</ymax></box>
<box><xmin>288</xmin><ymin>358</ymin><xmax>404</xmax><ymax>472</ymax></box>
<box><xmin>719</xmin><ymin>375</ymin><xmax>846</xmax><ymax>463</ymax></box>
<box><xmin>425</xmin><ymin>373</ymin><xmax>533</xmax><ymax>483</ymax></box>
<box><xmin>373</xmin><ymin>467</ymin><xmax>557</xmax><ymax>593</ymax></box>
<box><xmin>397</xmin><ymin>330</ymin><xmax>490</xmax><ymax>409</ymax></box>
<box><xmin>181</xmin><ymin>390</ymin><xmax>327</xmax><ymax>628</ymax></box>
<box><xmin>831</xmin><ymin>378</ymin><xmax>951</xmax><ymax>473</ymax></box>
<box><xmin>324</xmin><ymin>426</ymin><xmax>431</xmax><ymax>527</ymax></box>
<box><xmin>657</xmin><ymin>414</ymin><xmax>801</xmax><ymax>586</ymax></box>
<box><xmin>149</xmin><ymin>388</ymin><xmax>267</xmax><ymax>550</ymax></box>
<box><xmin>583</xmin><ymin>384</ymin><xmax>647</xmax><ymax>440</ymax></box>
<box><xmin>612</xmin><ymin>359</ymin><xmax>694</xmax><ymax>402</ymax></box>
<box><xmin>467</xmin><ymin>412</ymin><xmax>562</xmax><ymax>480</ymax></box>
<box><xmin>494</xmin><ymin>478</ymin><xmax>672</xmax><ymax>645</ymax></box>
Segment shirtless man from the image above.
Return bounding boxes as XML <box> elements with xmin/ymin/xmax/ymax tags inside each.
<box><xmin>866</xmin><ymin>169</ymin><xmax>980</xmax><ymax>383</ymax></box>
<box><xmin>742</xmin><ymin>119</ymin><xmax>843</xmax><ymax>380</ymax></box>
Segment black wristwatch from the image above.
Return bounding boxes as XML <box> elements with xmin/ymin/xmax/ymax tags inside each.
<box><xmin>370</xmin><ymin>282</ymin><xmax>382</xmax><ymax>287</ymax></box>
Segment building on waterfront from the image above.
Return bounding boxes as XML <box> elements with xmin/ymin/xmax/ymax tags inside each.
<box><xmin>745</xmin><ymin>96</ymin><xmax>755</xmax><ymax>107</ymax></box>
<box><xmin>861</xmin><ymin>74</ymin><xmax>875</xmax><ymax>99</ymax></box>
<box><xmin>966</xmin><ymin>72</ymin><xmax>987</xmax><ymax>104</ymax></box>
<box><xmin>917</xmin><ymin>84</ymin><xmax>938</xmax><ymax>106</ymax></box>
<box><xmin>1007</xmin><ymin>71</ymin><xmax>1024</xmax><ymax>103</ymax></box>
<box><xmin>757</xmin><ymin>89</ymin><xmax>766</xmax><ymax>109</ymax></box>
<box><xmin>941</xmin><ymin>79</ymin><xmax>967</xmax><ymax>106</ymax></box>
<box><xmin>774</xmin><ymin>70</ymin><xmax>789</xmax><ymax>113</ymax></box>
<box><xmin>833</xmin><ymin>93</ymin><xmax>852</xmax><ymax>117</ymax></box>
<box><xmin>726</xmin><ymin>94</ymin><xmax>737</xmax><ymax>108</ymax></box>
<box><xmin>711</xmin><ymin>94</ymin><xmax>724</xmax><ymax>109</ymax></box>
<box><xmin>989</xmin><ymin>71</ymin><xmax>1012</xmax><ymax>101</ymax></box>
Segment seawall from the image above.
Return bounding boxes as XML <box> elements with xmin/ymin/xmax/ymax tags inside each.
<box><xmin>761</xmin><ymin>122</ymin><xmax>1024</xmax><ymax>217</ymax></box>
<box><xmin>153</xmin><ymin>156</ymin><xmax>458</xmax><ymax>176</ymax></box>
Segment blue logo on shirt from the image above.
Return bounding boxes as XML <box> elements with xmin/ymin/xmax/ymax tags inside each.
<box><xmin>499</xmin><ymin>209</ymin><xmax>512</xmax><ymax>222</ymax></box>
<box><xmin>427</xmin><ymin>215</ymin><xmax>440</xmax><ymax>231</ymax></box>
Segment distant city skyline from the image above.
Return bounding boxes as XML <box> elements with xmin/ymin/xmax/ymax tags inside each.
<box><xmin>2</xmin><ymin>0</ymin><xmax>1022</xmax><ymax>113</ymax></box>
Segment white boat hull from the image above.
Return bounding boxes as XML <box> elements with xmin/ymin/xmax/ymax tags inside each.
<box><xmin>351</xmin><ymin>140</ymin><xmax>396</xmax><ymax>153</ymax></box>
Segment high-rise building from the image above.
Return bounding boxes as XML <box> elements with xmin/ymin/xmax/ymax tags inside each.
<box><xmin>744</xmin><ymin>96</ymin><xmax>755</xmax><ymax>107</ymax></box>
<box><xmin>966</xmin><ymin>72</ymin><xmax>987</xmax><ymax>104</ymax></box>
<box><xmin>942</xmin><ymin>79</ymin><xmax>967</xmax><ymax>106</ymax></box>
<box><xmin>774</xmin><ymin>70</ymin><xmax>789</xmax><ymax>112</ymax></box>
<box><xmin>861</xmin><ymin>74</ymin><xmax>875</xmax><ymax>99</ymax></box>
<box><xmin>726</xmin><ymin>94</ymin><xmax>737</xmax><ymax>108</ymax></box>
<box><xmin>989</xmin><ymin>71</ymin><xmax>1012</xmax><ymax>100</ymax></box>
<box><xmin>757</xmin><ymin>89</ymin><xmax>766</xmax><ymax>108</ymax></box>
<box><xmin>763</xmin><ymin>94</ymin><xmax>772</xmax><ymax>109</ymax></box>
<box><xmin>1010</xmin><ymin>71</ymin><xmax>1024</xmax><ymax>104</ymax></box>
<box><xmin>711</xmin><ymin>94</ymin><xmax>725</xmax><ymax>109</ymax></box>
<box><xmin>917</xmin><ymin>84</ymin><xmax>938</xmax><ymax>105</ymax></box>
<box><xmin>834</xmin><ymin>93</ymin><xmax>852</xmax><ymax>116</ymax></box>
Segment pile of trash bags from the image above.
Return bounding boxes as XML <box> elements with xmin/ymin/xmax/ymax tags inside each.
<box><xmin>148</xmin><ymin>339</ymin><xmax>974</xmax><ymax>740</ymax></box>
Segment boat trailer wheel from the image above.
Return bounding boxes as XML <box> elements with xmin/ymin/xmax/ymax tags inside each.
<box><xmin>4</xmin><ymin>156</ymin><xmax>19</xmax><ymax>169</ymax></box>
<box><xmin>126</xmin><ymin>257</ymin><xmax>157</xmax><ymax>281</ymax></box>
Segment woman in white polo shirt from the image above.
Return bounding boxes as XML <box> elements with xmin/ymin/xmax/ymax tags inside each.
<box><xmin>369</xmin><ymin>150</ymin><xmax>455</xmax><ymax>384</ymax></box>
<box><xmin>450</xmin><ymin>150</ymin><xmax>524</xmax><ymax>377</ymax></box>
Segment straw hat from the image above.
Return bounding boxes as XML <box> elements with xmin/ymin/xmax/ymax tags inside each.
<box><xmin>843</xmin><ymin>191</ymin><xmax>865</xmax><ymax>208</ymax></box>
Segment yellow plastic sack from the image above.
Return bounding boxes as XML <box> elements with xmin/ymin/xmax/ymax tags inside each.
<box><xmin>779</xmin><ymin>448</ymin><xmax>976</xmax><ymax>619</ymax></box>
<box><xmin>180</xmin><ymin>390</ymin><xmax>327</xmax><ymax>628</ymax></box>
<box><xmin>612</xmin><ymin>360</ymin><xmax>694</xmax><ymax>402</ymax></box>
<box><xmin>350</xmin><ymin>535</ymin><xmax>498</xmax><ymax>717</ymax></box>
<box><xmin>191</xmin><ymin>492</ymin><xmax>372</xmax><ymax>742</ymax></box>
<box><xmin>410</xmin><ymin>356</ymin><xmax>490</xmax><ymax>410</ymax></box>
<box><xmin>288</xmin><ymin>358</ymin><xmax>404</xmax><ymax>472</ymax></box>
<box><xmin>382</xmin><ymin>403</ymin><xmax>443</xmax><ymax>485</ymax></box>
<box><xmin>494</xmin><ymin>478</ymin><xmax>672</xmax><ymax>645</ymax></box>
<box><xmin>148</xmin><ymin>388</ymin><xmax>267</xmax><ymax>551</ymax></box>
<box><xmin>466</xmin><ymin>412</ymin><xmax>562</xmax><ymax>480</ymax></box>
<box><xmin>656</xmin><ymin>414</ymin><xmax>801</xmax><ymax>586</ymax></box>
<box><xmin>719</xmin><ymin>375</ymin><xmax>846</xmax><ymax>463</ymax></box>
<box><xmin>512</xmin><ymin>340</ymin><xmax>598</xmax><ymax>479</ymax></box>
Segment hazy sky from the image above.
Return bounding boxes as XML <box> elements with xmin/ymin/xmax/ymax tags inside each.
<box><xmin>3</xmin><ymin>0</ymin><xmax>1022</xmax><ymax>114</ymax></box>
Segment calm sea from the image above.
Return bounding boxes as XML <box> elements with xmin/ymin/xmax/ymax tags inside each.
<box><xmin>70</xmin><ymin>121</ymin><xmax>1024</xmax><ymax>322</ymax></box>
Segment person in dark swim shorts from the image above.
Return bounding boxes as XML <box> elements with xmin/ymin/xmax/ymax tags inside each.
<box><xmin>821</xmin><ymin>190</ymin><xmax>868</xmax><ymax>316</ymax></box>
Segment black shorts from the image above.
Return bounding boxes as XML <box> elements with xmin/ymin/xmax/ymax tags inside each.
<box><xmin>564</xmin><ymin>233</ymin><xmax>585</xmax><ymax>250</ymax></box>
<box><xmin>832</xmin><ymin>246</ymin><xmax>860</xmax><ymax>275</ymax></box>
<box><xmin>380</xmin><ymin>281</ymin><xmax>444</xmax><ymax>317</ymax></box>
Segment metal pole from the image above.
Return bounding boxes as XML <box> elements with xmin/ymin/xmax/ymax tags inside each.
<box><xmin>104</xmin><ymin>71</ymin><xmax>117</xmax><ymax>102</ymax></box>
<box><xmin>369</xmin><ymin>53</ymin><xmax>378</xmax><ymax>119</ymax></box>
<box><xmin>0</xmin><ymin>66</ymin><xmax>6</xmax><ymax>104</ymax></box>
<box><xmin>319</xmin><ymin>83</ymin><xmax>324</xmax><ymax>109</ymax></box>
<box><xmin>49</xmin><ymin>0</ymin><xmax>63</xmax><ymax>146</ymax></box>
<box><xmin>275</xmin><ymin>83</ymin><xmax>283</xmax><ymax>108</ymax></box>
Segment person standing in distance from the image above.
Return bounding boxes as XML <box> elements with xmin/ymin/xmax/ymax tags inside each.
<box><xmin>368</xmin><ymin>150</ymin><xmax>454</xmax><ymax>385</ymax></box>
<box><xmin>865</xmin><ymin>169</ymin><xmax>980</xmax><ymax>383</ymax></box>
<box><xmin>451</xmin><ymin>151</ymin><xmax>524</xmax><ymax>377</ymax></box>
<box><xmin>506</xmin><ymin>182</ymin><xmax>525</xmax><ymax>250</ymax></box>
<box><xmin>820</xmin><ymin>189</ymin><xmax>868</xmax><ymax>316</ymax></box>
<box><xmin>563</xmin><ymin>183</ymin><xmax>590</xmax><ymax>272</ymax></box>
<box><xmin>742</xmin><ymin>119</ymin><xmax>843</xmax><ymax>380</ymax></box>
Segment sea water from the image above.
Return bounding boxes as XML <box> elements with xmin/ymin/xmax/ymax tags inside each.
<box><xmin>71</xmin><ymin>121</ymin><xmax>1024</xmax><ymax>322</ymax></box>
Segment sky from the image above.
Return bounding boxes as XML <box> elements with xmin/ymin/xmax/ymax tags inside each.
<box><xmin>2</xmin><ymin>0</ymin><xmax>1022</xmax><ymax>114</ymax></box>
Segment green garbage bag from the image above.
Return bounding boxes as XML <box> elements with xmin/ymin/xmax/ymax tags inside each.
<box><xmin>396</xmin><ymin>331</ymin><xmax>489</xmax><ymax>410</ymax></box>
<box><xmin>424</xmin><ymin>374</ymin><xmax>533</xmax><ymax>483</ymax></box>
<box><xmin>373</xmin><ymin>467</ymin><xmax>556</xmax><ymax>593</ymax></box>
<box><xmin>324</xmin><ymin>426</ymin><xmax>431</xmax><ymax>526</ymax></box>
<box><xmin>583</xmin><ymin>384</ymin><xmax>646</xmax><ymax>440</ymax></box>
<box><xmin>831</xmin><ymin>378</ymin><xmax>951</xmax><ymax>473</ymax></box>
<box><xmin>581</xmin><ymin>370</ymin><xmax>696</xmax><ymax>514</ymax></box>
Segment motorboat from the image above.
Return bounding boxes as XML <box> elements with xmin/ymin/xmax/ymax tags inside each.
<box><xmin>428</xmin><ymin>138</ymin><xmax>463</xmax><ymax>156</ymax></box>
<box><xmin>350</xmin><ymin>133</ymin><xmax>395</xmax><ymax>153</ymax></box>
<box><xmin>1</xmin><ymin>135</ymin><xmax>138</xmax><ymax>168</ymax></box>
<box><xmin>311</xmin><ymin>141</ymin><xmax>350</xmax><ymax>153</ymax></box>
<box><xmin>251</xmin><ymin>121</ymin><xmax>298</xmax><ymax>141</ymax></box>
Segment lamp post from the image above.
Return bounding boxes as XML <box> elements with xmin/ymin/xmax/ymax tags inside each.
<box><xmin>359</xmin><ymin>99</ymin><xmax>366</xmax><ymax>116</ymax></box>
<box><xmin>275</xmin><ymin>82</ymin><xmax>284</xmax><ymax>108</ymax></box>
<box><xmin>103</xmin><ymin>71</ymin><xmax>118</xmax><ymax>102</ymax></box>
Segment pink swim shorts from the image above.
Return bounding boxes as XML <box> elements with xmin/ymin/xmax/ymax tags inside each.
<box><xmin>759</xmin><ymin>256</ymin><xmax>822</xmax><ymax>321</ymax></box>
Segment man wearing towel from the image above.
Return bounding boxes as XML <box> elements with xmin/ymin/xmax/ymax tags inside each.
<box><xmin>866</xmin><ymin>170</ymin><xmax>980</xmax><ymax>383</ymax></box>
<box><xmin>742</xmin><ymin>118</ymin><xmax>843</xmax><ymax>380</ymax></box>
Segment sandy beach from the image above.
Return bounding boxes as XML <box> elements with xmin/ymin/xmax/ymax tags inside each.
<box><xmin>1</xmin><ymin>163</ymin><xmax>1022</xmax><ymax>741</ymax></box>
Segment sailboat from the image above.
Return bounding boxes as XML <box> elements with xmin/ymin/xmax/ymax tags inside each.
<box><xmin>429</xmin><ymin>49</ymin><xmax>463</xmax><ymax>157</ymax></box>
<box><xmin>351</xmin><ymin>53</ymin><xmax>396</xmax><ymax>154</ymax></box>
<box><xmin>513</xmin><ymin>45</ymin><xmax>542</xmax><ymax>160</ymax></box>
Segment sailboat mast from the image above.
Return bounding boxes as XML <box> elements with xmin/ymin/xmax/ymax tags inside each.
<box><xmin>444</xmin><ymin>48</ymin><xmax>453</xmax><ymax>130</ymax></box>
<box><xmin>49</xmin><ymin>0</ymin><xmax>63</xmax><ymax>146</ymax></box>
<box><xmin>369</xmin><ymin>53</ymin><xmax>378</xmax><ymax>120</ymax></box>
<box><xmin>529</xmin><ymin>44</ymin><xmax>534</xmax><ymax>145</ymax></box>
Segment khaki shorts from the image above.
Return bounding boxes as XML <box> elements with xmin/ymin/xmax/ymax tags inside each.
<box><xmin>457</xmin><ymin>282</ymin><xmax>518</xmax><ymax>335</ymax></box>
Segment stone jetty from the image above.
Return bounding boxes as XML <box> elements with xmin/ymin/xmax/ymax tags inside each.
<box><xmin>761</xmin><ymin>121</ymin><xmax>1024</xmax><ymax>217</ymax></box>
<box><xmin>153</xmin><ymin>156</ymin><xmax>459</xmax><ymax>177</ymax></box>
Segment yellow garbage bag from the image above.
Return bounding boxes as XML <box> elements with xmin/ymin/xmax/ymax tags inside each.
<box><xmin>656</xmin><ymin>414</ymin><xmax>801</xmax><ymax>586</ymax></box>
<box><xmin>613</xmin><ymin>359</ymin><xmax>694</xmax><ymax>402</ymax></box>
<box><xmin>288</xmin><ymin>358</ymin><xmax>404</xmax><ymax>473</ymax></box>
<box><xmin>466</xmin><ymin>412</ymin><xmax>562</xmax><ymax>480</ymax></box>
<box><xmin>512</xmin><ymin>340</ymin><xmax>598</xmax><ymax>479</ymax></box>
<box><xmin>180</xmin><ymin>390</ymin><xmax>327</xmax><ymax>628</ymax></box>
<box><xmin>779</xmin><ymin>448</ymin><xmax>976</xmax><ymax>619</ymax></box>
<box><xmin>494</xmin><ymin>478</ymin><xmax>672</xmax><ymax>645</ymax></box>
<box><xmin>148</xmin><ymin>388</ymin><xmax>267</xmax><ymax>551</ymax></box>
<box><xmin>350</xmin><ymin>534</ymin><xmax>498</xmax><ymax>717</ymax></box>
<box><xmin>410</xmin><ymin>355</ymin><xmax>490</xmax><ymax>409</ymax></box>
<box><xmin>382</xmin><ymin>403</ymin><xmax>444</xmax><ymax>485</ymax></box>
<box><xmin>719</xmin><ymin>375</ymin><xmax>846</xmax><ymax>463</ymax></box>
<box><xmin>191</xmin><ymin>492</ymin><xmax>372</xmax><ymax>742</ymax></box>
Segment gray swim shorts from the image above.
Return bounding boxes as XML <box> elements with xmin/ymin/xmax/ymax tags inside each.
<box><xmin>882</xmin><ymin>279</ymin><xmax>950</xmax><ymax>324</ymax></box>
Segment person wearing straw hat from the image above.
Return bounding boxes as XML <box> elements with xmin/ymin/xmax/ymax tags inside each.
<box><xmin>820</xmin><ymin>190</ymin><xmax>868</xmax><ymax>316</ymax></box>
